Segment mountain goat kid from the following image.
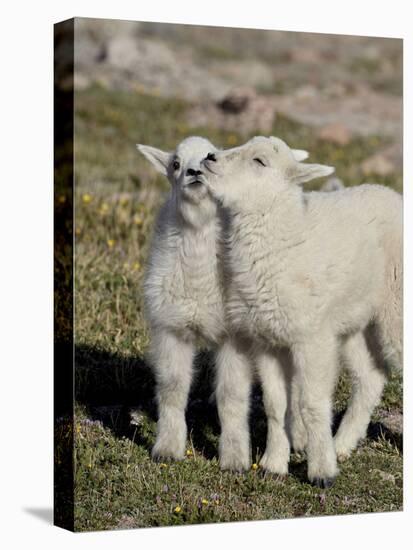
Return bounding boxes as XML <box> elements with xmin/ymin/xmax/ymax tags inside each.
<box><xmin>137</xmin><ymin>137</ymin><xmax>229</xmax><ymax>464</ymax></box>
<box><xmin>202</xmin><ymin>136</ymin><xmax>402</xmax><ymax>487</ymax></box>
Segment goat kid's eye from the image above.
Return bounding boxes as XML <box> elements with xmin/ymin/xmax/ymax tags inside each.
<box><xmin>173</xmin><ymin>160</ymin><xmax>180</xmax><ymax>171</ymax></box>
<box><xmin>253</xmin><ymin>158</ymin><xmax>266</xmax><ymax>167</ymax></box>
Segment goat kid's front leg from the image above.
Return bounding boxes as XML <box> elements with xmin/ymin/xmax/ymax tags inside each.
<box><xmin>256</xmin><ymin>351</ymin><xmax>290</xmax><ymax>474</ymax></box>
<box><xmin>215</xmin><ymin>339</ymin><xmax>253</xmax><ymax>472</ymax></box>
<box><xmin>293</xmin><ymin>333</ymin><xmax>339</xmax><ymax>488</ymax></box>
<box><xmin>151</xmin><ymin>330</ymin><xmax>194</xmax><ymax>461</ymax></box>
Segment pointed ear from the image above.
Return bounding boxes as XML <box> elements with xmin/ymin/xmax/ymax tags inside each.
<box><xmin>136</xmin><ymin>144</ymin><xmax>171</xmax><ymax>177</ymax></box>
<box><xmin>291</xmin><ymin>149</ymin><xmax>309</xmax><ymax>162</ymax></box>
<box><xmin>290</xmin><ymin>162</ymin><xmax>335</xmax><ymax>185</ymax></box>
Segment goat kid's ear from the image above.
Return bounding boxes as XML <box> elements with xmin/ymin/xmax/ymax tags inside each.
<box><xmin>136</xmin><ymin>144</ymin><xmax>171</xmax><ymax>177</ymax></box>
<box><xmin>290</xmin><ymin>162</ymin><xmax>335</xmax><ymax>185</ymax></box>
<box><xmin>291</xmin><ymin>149</ymin><xmax>309</xmax><ymax>162</ymax></box>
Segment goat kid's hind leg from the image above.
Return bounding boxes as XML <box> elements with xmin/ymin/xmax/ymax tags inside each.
<box><xmin>151</xmin><ymin>331</ymin><xmax>194</xmax><ymax>461</ymax></box>
<box><xmin>215</xmin><ymin>339</ymin><xmax>253</xmax><ymax>472</ymax></box>
<box><xmin>293</xmin><ymin>333</ymin><xmax>339</xmax><ymax>488</ymax></box>
<box><xmin>257</xmin><ymin>351</ymin><xmax>290</xmax><ymax>474</ymax></box>
<box><xmin>334</xmin><ymin>331</ymin><xmax>386</xmax><ymax>461</ymax></box>
<box><xmin>287</xmin><ymin>367</ymin><xmax>308</xmax><ymax>452</ymax></box>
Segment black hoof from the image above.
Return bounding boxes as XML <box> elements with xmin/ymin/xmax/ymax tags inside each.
<box><xmin>312</xmin><ymin>476</ymin><xmax>336</xmax><ymax>489</ymax></box>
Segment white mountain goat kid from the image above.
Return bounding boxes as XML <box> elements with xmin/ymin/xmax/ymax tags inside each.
<box><xmin>137</xmin><ymin>136</ymin><xmax>312</xmax><ymax>472</ymax></box>
<box><xmin>201</xmin><ymin>136</ymin><xmax>402</xmax><ymax>487</ymax></box>
<box><xmin>138</xmin><ymin>137</ymin><xmax>229</xmax><ymax>463</ymax></box>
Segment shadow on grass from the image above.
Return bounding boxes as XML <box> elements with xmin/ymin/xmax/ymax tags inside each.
<box><xmin>75</xmin><ymin>344</ymin><xmax>402</xmax><ymax>467</ymax></box>
<box><xmin>332</xmin><ymin>410</ymin><xmax>403</xmax><ymax>453</ymax></box>
<box><xmin>75</xmin><ymin>346</ymin><xmax>230</xmax><ymax>459</ymax></box>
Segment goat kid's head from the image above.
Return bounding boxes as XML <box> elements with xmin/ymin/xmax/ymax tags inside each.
<box><xmin>202</xmin><ymin>136</ymin><xmax>334</xmax><ymax>209</ymax></box>
<box><xmin>137</xmin><ymin>137</ymin><xmax>217</xmax><ymax>206</ymax></box>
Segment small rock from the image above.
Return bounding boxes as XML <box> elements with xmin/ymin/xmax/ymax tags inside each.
<box><xmin>286</xmin><ymin>47</ymin><xmax>322</xmax><ymax>64</ymax></box>
<box><xmin>129</xmin><ymin>409</ymin><xmax>146</xmax><ymax>426</ymax></box>
<box><xmin>379</xmin><ymin>409</ymin><xmax>403</xmax><ymax>434</ymax></box>
<box><xmin>116</xmin><ymin>514</ymin><xmax>137</xmax><ymax>530</ymax></box>
<box><xmin>74</xmin><ymin>72</ymin><xmax>91</xmax><ymax>91</ymax></box>
<box><xmin>324</xmin><ymin>83</ymin><xmax>348</xmax><ymax>98</ymax></box>
<box><xmin>75</xmin><ymin>36</ymin><xmax>105</xmax><ymax>68</ymax></box>
<box><xmin>380</xmin><ymin>472</ymin><xmax>396</xmax><ymax>484</ymax></box>
<box><xmin>107</xmin><ymin>35</ymin><xmax>139</xmax><ymax>69</ymax></box>
<box><xmin>188</xmin><ymin>87</ymin><xmax>277</xmax><ymax>135</ymax></box>
<box><xmin>317</xmin><ymin>122</ymin><xmax>352</xmax><ymax>146</ymax></box>
<box><xmin>361</xmin><ymin>152</ymin><xmax>396</xmax><ymax>176</ymax></box>
<box><xmin>295</xmin><ymin>85</ymin><xmax>319</xmax><ymax>100</ymax></box>
<box><xmin>218</xmin><ymin>91</ymin><xmax>250</xmax><ymax>114</ymax></box>
<box><xmin>371</xmin><ymin>469</ymin><xmax>396</xmax><ymax>484</ymax></box>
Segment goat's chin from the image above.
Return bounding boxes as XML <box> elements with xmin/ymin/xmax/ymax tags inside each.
<box><xmin>181</xmin><ymin>185</ymin><xmax>209</xmax><ymax>203</ymax></box>
<box><xmin>178</xmin><ymin>192</ymin><xmax>217</xmax><ymax>228</ymax></box>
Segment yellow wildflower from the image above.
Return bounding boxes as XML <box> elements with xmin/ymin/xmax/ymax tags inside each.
<box><xmin>160</xmin><ymin>463</ymin><xmax>168</xmax><ymax>469</ymax></box>
<box><xmin>174</xmin><ymin>506</ymin><xmax>182</xmax><ymax>514</ymax></box>
<box><xmin>82</xmin><ymin>193</ymin><xmax>92</xmax><ymax>204</ymax></box>
<box><xmin>88</xmin><ymin>462</ymin><xmax>92</xmax><ymax>469</ymax></box>
<box><xmin>76</xmin><ymin>424</ymin><xmax>81</xmax><ymax>434</ymax></box>
<box><xmin>227</xmin><ymin>134</ymin><xmax>238</xmax><ymax>146</ymax></box>
<box><xmin>107</xmin><ymin>239</ymin><xmax>115</xmax><ymax>248</ymax></box>
<box><xmin>201</xmin><ymin>499</ymin><xmax>209</xmax><ymax>506</ymax></box>
<box><xmin>186</xmin><ymin>449</ymin><xmax>193</xmax><ymax>457</ymax></box>
<box><xmin>132</xmin><ymin>261</ymin><xmax>141</xmax><ymax>271</ymax></box>
<box><xmin>99</xmin><ymin>202</ymin><xmax>109</xmax><ymax>214</ymax></box>
<box><xmin>133</xmin><ymin>214</ymin><xmax>143</xmax><ymax>226</ymax></box>
<box><xmin>251</xmin><ymin>463</ymin><xmax>259</xmax><ymax>471</ymax></box>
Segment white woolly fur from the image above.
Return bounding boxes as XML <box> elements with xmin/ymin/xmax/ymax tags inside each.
<box><xmin>202</xmin><ymin>136</ymin><xmax>402</xmax><ymax>486</ymax></box>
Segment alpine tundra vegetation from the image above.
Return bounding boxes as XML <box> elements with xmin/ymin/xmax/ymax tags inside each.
<box><xmin>73</xmin><ymin>85</ymin><xmax>402</xmax><ymax>528</ymax></box>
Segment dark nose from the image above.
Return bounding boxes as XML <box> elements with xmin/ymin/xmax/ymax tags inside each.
<box><xmin>186</xmin><ymin>168</ymin><xmax>203</xmax><ymax>177</ymax></box>
<box><xmin>206</xmin><ymin>153</ymin><xmax>217</xmax><ymax>162</ymax></box>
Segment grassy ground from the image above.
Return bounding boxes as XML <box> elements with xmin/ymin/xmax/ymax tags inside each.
<box><xmin>71</xmin><ymin>86</ymin><xmax>403</xmax><ymax>531</ymax></box>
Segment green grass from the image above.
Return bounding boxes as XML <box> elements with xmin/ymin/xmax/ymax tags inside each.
<box><xmin>74</xmin><ymin>403</ymin><xmax>402</xmax><ymax>531</ymax></box>
<box><xmin>72</xmin><ymin>86</ymin><xmax>403</xmax><ymax>531</ymax></box>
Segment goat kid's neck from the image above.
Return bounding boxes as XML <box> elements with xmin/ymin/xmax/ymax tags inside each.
<box><xmin>176</xmin><ymin>196</ymin><xmax>217</xmax><ymax>232</ymax></box>
<box><xmin>229</xmin><ymin>185</ymin><xmax>306</xmax><ymax>251</ymax></box>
